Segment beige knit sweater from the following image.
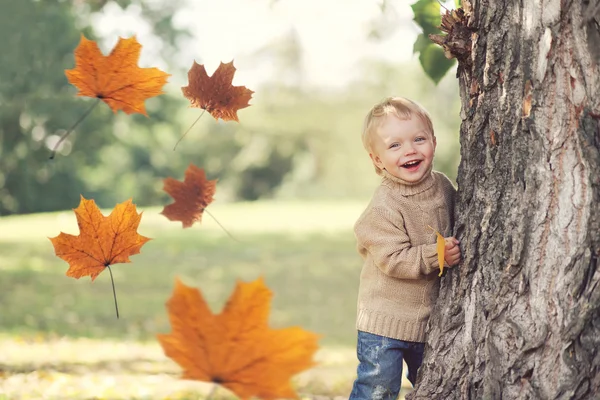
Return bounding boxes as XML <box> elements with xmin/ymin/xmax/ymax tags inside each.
<box><xmin>354</xmin><ymin>167</ymin><xmax>456</xmax><ymax>342</ymax></box>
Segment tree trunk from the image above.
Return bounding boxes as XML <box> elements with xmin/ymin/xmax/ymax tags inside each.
<box><xmin>408</xmin><ymin>1</ymin><xmax>600</xmax><ymax>399</ymax></box>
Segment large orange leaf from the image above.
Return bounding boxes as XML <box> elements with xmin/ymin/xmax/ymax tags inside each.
<box><xmin>157</xmin><ymin>278</ymin><xmax>320</xmax><ymax>400</ymax></box>
<box><xmin>49</xmin><ymin>196</ymin><xmax>151</xmax><ymax>281</ymax></box>
<box><xmin>160</xmin><ymin>163</ymin><xmax>217</xmax><ymax>228</ymax></box>
<box><xmin>182</xmin><ymin>60</ymin><xmax>254</xmax><ymax>122</ymax></box>
<box><xmin>65</xmin><ymin>34</ymin><xmax>170</xmax><ymax>115</ymax></box>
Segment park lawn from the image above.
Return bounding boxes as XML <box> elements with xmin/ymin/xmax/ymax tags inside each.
<box><xmin>0</xmin><ymin>200</ymin><xmax>413</xmax><ymax>399</ymax></box>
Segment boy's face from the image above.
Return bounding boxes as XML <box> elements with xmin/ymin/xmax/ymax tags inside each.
<box><xmin>369</xmin><ymin>114</ymin><xmax>436</xmax><ymax>183</ymax></box>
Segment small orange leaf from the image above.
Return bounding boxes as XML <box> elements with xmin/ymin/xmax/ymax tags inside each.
<box><xmin>428</xmin><ymin>225</ymin><xmax>446</xmax><ymax>277</ymax></box>
<box><xmin>49</xmin><ymin>196</ymin><xmax>151</xmax><ymax>281</ymax></box>
<box><xmin>65</xmin><ymin>34</ymin><xmax>170</xmax><ymax>115</ymax></box>
<box><xmin>160</xmin><ymin>163</ymin><xmax>217</xmax><ymax>228</ymax></box>
<box><xmin>182</xmin><ymin>60</ymin><xmax>254</xmax><ymax>122</ymax></box>
<box><xmin>157</xmin><ymin>277</ymin><xmax>320</xmax><ymax>400</ymax></box>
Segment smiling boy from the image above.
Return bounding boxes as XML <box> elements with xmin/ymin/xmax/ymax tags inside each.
<box><xmin>349</xmin><ymin>97</ymin><xmax>461</xmax><ymax>400</ymax></box>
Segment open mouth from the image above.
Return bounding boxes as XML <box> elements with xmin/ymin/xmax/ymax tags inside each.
<box><xmin>402</xmin><ymin>160</ymin><xmax>422</xmax><ymax>169</ymax></box>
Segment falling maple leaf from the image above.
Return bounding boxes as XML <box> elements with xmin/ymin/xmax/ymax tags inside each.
<box><xmin>160</xmin><ymin>163</ymin><xmax>217</xmax><ymax>228</ymax></box>
<box><xmin>182</xmin><ymin>60</ymin><xmax>254</xmax><ymax>122</ymax></box>
<box><xmin>65</xmin><ymin>34</ymin><xmax>170</xmax><ymax>115</ymax></box>
<box><xmin>157</xmin><ymin>277</ymin><xmax>320</xmax><ymax>400</ymax></box>
<box><xmin>49</xmin><ymin>195</ymin><xmax>151</xmax><ymax>281</ymax></box>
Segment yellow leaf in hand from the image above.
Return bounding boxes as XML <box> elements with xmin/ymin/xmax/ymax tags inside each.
<box><xmin>428</xmin><ymin>225</ymin><xmax>446</xmax><ymax>277</ymax></box>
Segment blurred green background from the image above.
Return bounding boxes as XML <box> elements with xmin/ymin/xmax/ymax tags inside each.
<box><xmin>0</xmin><ymin>0</ymin><xmax>460</xmax><ymax>398</ymax></box>
<box><xmin>0</xmin><ymin>0</ymin><xmax>460</xmax><ymax>216</ymax></box>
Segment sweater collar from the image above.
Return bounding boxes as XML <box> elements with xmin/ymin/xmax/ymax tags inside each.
<box><xmin>381</xmin><ymin>164</ymin><xmax>435</xmax><ymax>196</ymax></box>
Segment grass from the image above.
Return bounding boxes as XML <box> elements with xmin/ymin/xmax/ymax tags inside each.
<box><xmin>0</xmin><ymin>200</ymin><xmax>414</xmax><ymax>399</ymax></box>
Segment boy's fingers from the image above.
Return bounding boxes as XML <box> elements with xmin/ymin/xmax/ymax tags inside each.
<box><xmin>443</xmin><ymin>237</ymin><xmax>462</xmax><ymax>267</ymax></box>
<box><xmin>445</xmin><ymin>252</ymin><xmax>461</xmax><ymax>265</ymax></box>
<box><xmin>446</xmin><ymin>247</ymin><xmax>460</xmax><ymax>256</ymax></box>
<box><xmin>445</xmin><ymin>241</ymin><xmax>461</xmax><ymax>250</ymax></box>
<box><xmin>445</xmin><ymin>242</ymin><xmax>457</xmax><ymax>250</ymax></box>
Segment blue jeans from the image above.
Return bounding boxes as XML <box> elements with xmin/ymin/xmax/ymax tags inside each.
<box><xmin>349</xmin><ymin>330</ymin><xmax>425</xmax><ymax>400</ymax></box>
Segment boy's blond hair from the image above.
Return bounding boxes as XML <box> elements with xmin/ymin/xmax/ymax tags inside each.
<box><xmin>362</xmin><ymin>97</ymin><xmax>435</xmax><ymax>175</ymax></box>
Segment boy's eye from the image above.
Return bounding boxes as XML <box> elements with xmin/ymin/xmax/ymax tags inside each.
<box><xmin>389</xmin><ymin>143</ymin><xmax>400</xmax><ymax>149</ymax></box>
<box><xmin>415</xmin><ymin>137</ymin><xmax>425</xmax><ymax>142</ymax></box>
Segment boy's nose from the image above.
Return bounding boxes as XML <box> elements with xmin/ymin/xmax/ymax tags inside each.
<box><xmin>404</xmin><ymin>146</ymin><xmax>416</xmax><ymax>155</ymax></box>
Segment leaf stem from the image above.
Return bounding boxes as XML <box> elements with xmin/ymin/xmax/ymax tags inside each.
<box><xmin>438</xmin><ymin>0</ymin><xmax>450</xmax><ymax>12</ymax></box>
<box><xmin>107</xmin><ymin>265</ymin><xmax>120</xmax><ymax>319</ymax></box>
<box><xmin>206</xmin><ymin>383</ymin><xmax>218</xmax><ymax>400</ymax></box>
<box><xmin>205</xmin><ymin>209</ymin><xmax>239</xmax><ymax>242</ymax></box>
<box><xmin>49</xmin><ymin>98</ymin><xmax>101</xmax><ymax>159</ymax></box>
<box><xmin>174</xmin><ymin>109</ymin><xmax>206</xmax><ymax>151</ymax></box>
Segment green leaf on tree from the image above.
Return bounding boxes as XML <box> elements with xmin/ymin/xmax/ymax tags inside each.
<box><xmin>411</xmin><ymin>0</ymin><xmax>457</xmax><ymax>84</ymax></box>
<box><xmin>410</xmin><ymin>0</ymin><xmax>442</xmax><ymax>36</ymax></box>
<box><xmin>418</xmin><ymin>44</ymin><xmax>456</xmax><ymax>84</ymax></box>
<box><xmin>413</xmin><ymin>33</ymin><xmax>431</xmax><ymax>54</ymax></box>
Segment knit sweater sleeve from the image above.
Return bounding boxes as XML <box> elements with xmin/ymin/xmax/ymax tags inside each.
<box><xmin>355</xmin><ymin>207</ymin><xmax>439</xmax><ymax>279</ymax></box>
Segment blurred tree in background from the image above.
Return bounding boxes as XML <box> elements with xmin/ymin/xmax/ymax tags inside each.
<box><xmin>0</xmin><ymin>0</ymin><xmax>461</xmax><ymax>216</ymax></box>
<box><xmin>0</xmin><ymin>0</ymin><xmax>96</xmax><ymax>215</ymax></box>
<box><xmin>0</xmin><ymin>0</ymin><xmax>189</xmax><ymax>215</ymax></box>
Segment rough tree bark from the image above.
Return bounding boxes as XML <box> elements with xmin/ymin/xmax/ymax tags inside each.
<box><xmin>409</xmin><ymin>1</ymin><xmax>600</xmax><ymax>399</ymax></box>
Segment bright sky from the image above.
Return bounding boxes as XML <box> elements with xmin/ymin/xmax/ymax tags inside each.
<box><xmin>92</xmin><ymin>0</ymin><xmax>442</xmax><ymax>88</ymax></box>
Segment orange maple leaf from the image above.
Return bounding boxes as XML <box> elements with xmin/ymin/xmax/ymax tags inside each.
<box><xmin>65</xmin><ymin>34</ymin><xmax>170</xmax><ymax>115</ymax></box>
<box><xmin>157</xmin><ymin>277</ymin><xmax>320</xmax><ymax>400</ymax></box>
<box><xmin>160</xmin><ymin>163</ymin><xmax>217</xmax><ymax>228</ymax></box>
<box><xmin>182</xmin><ymin>60</ymin><xmax>254</xmax><ymax>122</ymax></box>
<box><xmin>49</xmin><ymin>196</ymin><xmax>151</xmax><ymax>281</ymax></box>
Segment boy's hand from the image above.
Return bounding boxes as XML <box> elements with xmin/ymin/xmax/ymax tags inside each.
<box><xmin>444</xmin><ymin>237</ymin><xmax>461</xmax><ymax>267</ymax></box>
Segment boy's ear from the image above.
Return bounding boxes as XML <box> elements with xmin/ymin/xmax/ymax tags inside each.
<box><xmin>369</xmin><ymin>152</ymin><xmax>384</xmax><ymax>169</ymax></box>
